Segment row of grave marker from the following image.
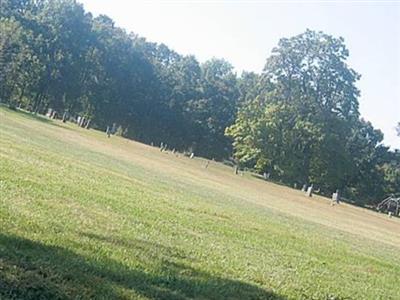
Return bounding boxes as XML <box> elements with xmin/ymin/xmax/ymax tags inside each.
<box><xmin>101</xmin><ymin>120</ymin><xmax>344</xmax><ymax>206</ymax></box>
<box><xmin>238</xmin><ymin>167</ymin><xmax>341</xmax><ymax>205</ymax></box>
<box><xmin>42</xmin><ymin>108</ymin><xmax>375</xmax><ymax>210</ymax></box>
<box><xmin>158</xmin><ymin>142</ymin><xmax>195</xmax><ymax>159</ymax></box>
<box><xmin>46</xmin><ymin>108</ymin><xmax>91</xmax><ymax>129</ymax></box>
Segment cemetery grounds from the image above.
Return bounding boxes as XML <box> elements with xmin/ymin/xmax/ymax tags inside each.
<box><xmin>1</xmin><ymin>107</ymin><xmax>400</xmax><ymax>299</ymax></box>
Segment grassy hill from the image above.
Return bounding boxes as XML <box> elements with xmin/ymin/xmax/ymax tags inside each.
<box><xmin>1</xmin><ymin>106</ymin><xmax>399</xmax><ymax>300</ymax></box>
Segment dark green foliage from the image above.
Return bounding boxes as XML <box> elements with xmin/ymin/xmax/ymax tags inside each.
<box><xmin>1</xmin><ymin>1</ymin><xmax>398</xmax><ymax>205</ymax></box>
<box><xmin>381</xmin><ymin>149</ymin><xmax>400</xmax><ymax>196</ymax></box>
<box><xmin>227</xmin><ymin>31</ymin><xmax>399</xmax><ymax>205</ymax></box>
<box><xmin>0</xmin><ymin>0</ymin><xmax>238</xmax><ymax>159</ymax></box>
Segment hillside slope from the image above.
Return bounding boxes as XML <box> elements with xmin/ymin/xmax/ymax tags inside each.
<box><xmin>1</xmin><ymin>107</ymin><xmax>399</xmax><ymax>300</ymax></box>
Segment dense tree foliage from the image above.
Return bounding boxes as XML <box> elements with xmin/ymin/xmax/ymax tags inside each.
<box><xmin>226</xmin><ymin>30</ymin><xmax>399</xmax><ymax>203</ymax></box>
<box><xmin>0</xmin><ymin>0</ymin><xmax>237</xmax><ymax>158</ymax></box>
<box><xmin>1</xmin><ymin>1</ymin><xmax>398</xmax><ymax>204</ymax></box>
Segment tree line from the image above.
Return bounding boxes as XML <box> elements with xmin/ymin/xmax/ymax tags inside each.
<box><xmin>1</xmin><ymin>0</ymin><xmax>399</xmax><ymax>205</ymax></box>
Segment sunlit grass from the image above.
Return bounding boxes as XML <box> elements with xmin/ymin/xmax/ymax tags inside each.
<box><xmin>0</xmin><ymin>107</ymin><xmax>399</xmax><ymax>300</ymax></box>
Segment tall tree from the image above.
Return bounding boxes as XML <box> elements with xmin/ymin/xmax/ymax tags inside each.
<box><xmin>1</xmin><ymin>3</ymin><xmax>396</xmax><ymax>203</ymax></box>
<box><xmin>188</xmin><ymin>58</ymin><xmax>239</xmax><ymax>158</ymax></box>
<box><xmin>227</xmin><ymin>30</ymin><xmax>389</xmax><ymax>202</ymax></box>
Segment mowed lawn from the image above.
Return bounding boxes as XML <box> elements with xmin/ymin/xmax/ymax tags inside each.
<box><xmin>1</xmin><ymin>107</ymin><xmax>399</xmax><ymax>300</ymax></box>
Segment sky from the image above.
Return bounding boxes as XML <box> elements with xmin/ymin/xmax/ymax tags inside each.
<box><xmin>79</xmin><ymin>0</ymin><xmax>400</xmax><ymax>149</ymax></box>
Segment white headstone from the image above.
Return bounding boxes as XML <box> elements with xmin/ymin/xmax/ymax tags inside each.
<box><xmin>234</xmin><ymin>165</ymin><xmax>238</xmax><ymax>175</ymax></box>
<box><xmin>306</xmin><ymin>186</ymin><xmax>313</xmax><ymax>197</ymax></box>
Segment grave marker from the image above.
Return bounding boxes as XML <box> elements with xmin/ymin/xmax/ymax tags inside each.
<box><xmin>62</xmin><ymin>112</ymin><xmax>68</xmax><ymax>123</ymax></box>
<box><xmin>85</xmin><ymin>119</ymin><xmax>91</xmax><ymax>129</ymax></box>
<box><xmin>331</xmin><ymin>189</ymin><xmax>340</xmax><ymax>205</ymax></box>
<box><xmin>306</xmin><ymin>185</ymin><xmax>313</xmax><ymax>197</ymax></box>
<box><xmin>234</xmin><ymin>165</ymin><xmax>238</xmax><ymax>175</ymax></box>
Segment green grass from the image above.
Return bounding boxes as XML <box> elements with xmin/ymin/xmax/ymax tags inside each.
<box><xmin>1</xmin><ymin>106</ymin><xmax>399</xmax><ymax>300</ymax></box>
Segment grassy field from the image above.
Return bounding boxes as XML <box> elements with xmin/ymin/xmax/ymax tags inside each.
<box><xmin>1</xmin><ymin>106</ymin><xmax>399</xmax><ymax>300</ymax></box>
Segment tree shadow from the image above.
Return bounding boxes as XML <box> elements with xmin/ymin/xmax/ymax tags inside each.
<box><xmin>0</xmin><ymin>233</ymin><xmax>285</xmax><ymax>300</ymax></box>
<box><xmin>80</xmin><ymin>231</ymin><xmax>190</xmax><ymax>261</ymax></box>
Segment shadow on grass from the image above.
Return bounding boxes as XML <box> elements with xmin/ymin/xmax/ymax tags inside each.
<box><xmin>0</xmin><ymin>233</ymin><xmax>285</xmax><ymax>300</ymax></box>
<box><xmin>80</xmin><ymin>232</ymin><xmax>190</xmax><ymax>261</ymax></box>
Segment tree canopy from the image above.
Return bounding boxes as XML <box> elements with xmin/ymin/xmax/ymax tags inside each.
<box><xmin>1</xmin><ymin>1</ymin><xmax>398</xmax><ymax>205</ymax></box>
<box><xmin>226</xmin><ymin>30</ymin><xmax>398</xmax><ymax>203</ymax></box>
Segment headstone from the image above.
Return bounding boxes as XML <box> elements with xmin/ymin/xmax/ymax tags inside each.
<box><xmin>77</xmin><ymin>116</ymin><xmax>81</xmax><ymax>125</ymax></box>
<box><xmin>106</xmin><ymin>126</ymin><xmax>111</xmax><ymax>138</ymax></box>
<box><xmin>151</xmin><ymin>142</ymin><xmax>154</xmax><ymax>147</ymax></box>
<box><xmin>306</xmin><ymin>185</ymin><xmax>313</xmax><ymax>197</ymax></box>
<box><xmin>85</xmin><ymin>119</ymin><xmax>91</xmax><ymax>129</ymax></box>
<box><xmin>294</xmin><ymin>183</ymin><xmax>298</xmax><ymax>189</ymax></box>
<box><xmin>234</xmin><ymin>165</ymin><xmax>238</xmax><ymax>175</ymax></box>
<box><xmin>172</xmin><ymin>148</ymin><xmax>176</xmax><ymax>154</ymax></box>
<box><xmin>160</xmin><ymin>142</ymin><xmax>164</xmax><ymax>151</ymax></box>
<box><xmin>332</xmin><ymin>189</ymin><xmax>340</xmax><ymax>205</ymax></box>
<box><xmin>190</xmin><ymin>153</ymin><xmax>194</xmax><ymax>159</ymax></box>
<box><xmin>263</xmin><ymin>172</ymin><xmax>267</xmax><ymax>180</ymax></box>
<box><xmin>62</xmin><ymin>112</ymin><xmax>68</xmax><ymax>123</ymax></box>
<box><xmin>46</xmin><ymin>108</ymin><xmax>53</xmax><ymax>117</ymax></box>
<box><xmin>301</xmin><ymin>184</ymin><xmax>307</xmax><ymax>192</ymax></box>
